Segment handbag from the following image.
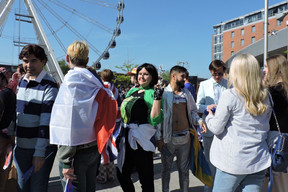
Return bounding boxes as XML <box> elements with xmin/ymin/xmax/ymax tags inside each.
<box><xmin>267</xmin><ymin>95</ymin><xmax>288</xmax><ymax>192</ymax></box>
<box><xmin>270</xmin><ymin>107</ymin><xmax>288</xmax><ymax>172</ymax></box>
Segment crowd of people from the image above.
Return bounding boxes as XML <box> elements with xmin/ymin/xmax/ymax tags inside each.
<box><xmin>0</xmin><ymin>40</ymin><xmax>287</xmax><ymax>192</ymax></box>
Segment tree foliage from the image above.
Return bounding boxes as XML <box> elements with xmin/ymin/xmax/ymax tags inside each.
<box><xmin>114</xmin><ymin>59</ymin><xmax>138</xmax><ymax>74</ymax></box>
<box><xmin>113</xmin><ymin>60</ymin><xmax>139</xmax><ymax>89</ymax></box>
<box><xmin>58</xmin><ymin>59</ymin><xmax>69</xmax><ymax>75</ymax></box>
<box><xmin>160</xmin><ymin>70</ymin><xmax>170</xmax><ymax>82</ymax></box>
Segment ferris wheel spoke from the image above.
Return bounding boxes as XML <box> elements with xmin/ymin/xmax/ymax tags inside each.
<box><xmin>0</xmin><ymin>0</ymin><xmax>124</xmax><ymax>79</ymax></box>
<box><xmin>80</xmin><ymin>0</ymin><xmax>118</xmax><ymax>9</ymax></box>
<box><xmin>33</xmin><ymin>2</ymin><xmax>66</xmax><ymax>53</ymax></box>
<box><xmin>47</xmin><ymin>0</ymin><xmax>113</xmax><ymax>33</ymax></box>
<box><xmin>34</xmin><ymin>0</ymin><xmax>102</xmax><ymax>55</ymax></box>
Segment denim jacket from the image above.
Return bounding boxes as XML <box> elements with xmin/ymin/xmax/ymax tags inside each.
<box><xmin>155</xmin><ymin>84</ymin><xmax>202</xmax><ymax>143</ymax></box>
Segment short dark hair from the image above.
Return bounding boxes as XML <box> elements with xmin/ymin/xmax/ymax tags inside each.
<box><xmin>170</xmin><ymin>65</ymin><xmax>187</xmax><ymax>75</ymax></box>
<box><xmin>19</xmin><ymin>44</ymin><xmax>47</xmax><ymax>63</ymax></box>
<box><xmin>136</xmin><ymin>63</ymin><xmax>158</xmax><ymax>87</ymax></box>
<box><xmin>209</xmin><ymin>60</ymin><xmax>226</xmax><ymax>72</ymax></box>
<box><xmin>101</xmin><ymin>69</ymin><xmax>114</xmax><ymax>83</ymax></box>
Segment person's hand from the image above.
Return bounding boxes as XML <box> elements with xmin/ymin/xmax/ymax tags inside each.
<box><xmin>154</xmin><ymin>85</ymin><xmax>164</xmax><ymax>100</ymax></box>
<box><xmin>62</xmin><ymin>167</ymin><xmax>77</xmax><ymax>180</ymax></box>
<box><xmin>156</xmin><ymin>140</ymin><xmax>164</xmax><ymax>152</ymax></box>
<box><xmin>207</xmin><ymin>104</ymin><xmax>217</xmax><ymax>115</ymax></box>
<box><xmin>207</xmin><ymin>104</ymin><xmax>216</xmax><ymax>111</ymax></box>
<box><xmin>200</xmin><ymin>122</ymin><xmax>207</xmax><ymax>133</ymax></box>
<box><xmin>32</xmin><ymin>156</ymin><xmax>45</xmax><ymax>173</ymax></box>
<box><xmin>12</xmin><ymin>72</ymin><xmax>21</xmax><ymax>81</ymax></box>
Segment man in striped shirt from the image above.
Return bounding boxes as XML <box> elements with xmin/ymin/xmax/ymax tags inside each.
<box><xmin>14</xmin><ymin>44</ymin><xmax>58</xmax><ymax>192</ymax></box>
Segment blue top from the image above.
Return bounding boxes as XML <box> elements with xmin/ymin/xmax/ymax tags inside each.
<box><xmin>184</xmin><ymin>82</ymin><xmax>196</xmax><ymax>101</ymax></box>
<box><xmin>16</xmin><ymin>70</ymin><xmax>58</xmax><ymax>157</ymax></box>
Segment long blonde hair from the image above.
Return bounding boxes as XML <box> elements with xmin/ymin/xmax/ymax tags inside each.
<box><xmin>264</xmin><ymin>54</ymin><xmax>288</xmax><ymax>97</ymax></box>
<box><xmin>228</xmin><ymin>53</ymin><xmax>268</xmax><ymax>116</ymax></box>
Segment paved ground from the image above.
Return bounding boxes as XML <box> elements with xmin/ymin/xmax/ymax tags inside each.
<box><xmin>48</xmin><ymin>151</ymin><xmax>204</xmax><ymax>192</ymax></box>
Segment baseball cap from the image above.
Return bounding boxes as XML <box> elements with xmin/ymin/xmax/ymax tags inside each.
<box><xmin>127</xmin><ymin>68</ymin><xmax>137</xmax><ymax>76</ymax></box>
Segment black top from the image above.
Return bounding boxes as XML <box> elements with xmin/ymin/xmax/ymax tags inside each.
<box><xmin>269</xmin><ymin>83</ymin><xmax>288</xmax><ymax>133</ymax></box>
<box><xmin>0</xmin><ymin>87</ymin><xmax>16</xmax><ymax>137</ymax></box>
<box><xmin>129</xmin><ymin>91</ymin><xmax>149</xmax><ymax>124</ymax></box>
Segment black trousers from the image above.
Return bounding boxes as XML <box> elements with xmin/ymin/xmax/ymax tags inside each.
<box><xmin>117</xmin><ymin>142</ymin><xmax>154</xmax><ymax>192</ymax></box>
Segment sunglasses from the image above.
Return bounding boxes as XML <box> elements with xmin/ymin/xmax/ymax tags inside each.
<box><xmin>212</xmin><ymin>73</ymin><xmax>224</xmax><ymax>77</ymax></box>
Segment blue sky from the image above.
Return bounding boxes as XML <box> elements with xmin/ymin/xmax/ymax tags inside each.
<box><xmin>0</xmin><ymin>0</ymin><xmax>285</xmax><ymax>78</ymax></box>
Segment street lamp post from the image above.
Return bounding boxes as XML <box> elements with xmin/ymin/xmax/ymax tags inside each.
<box><xmin>264</xmin><ymin>0</ymin><xmax>268</xmax><ymax>64</ymax></box>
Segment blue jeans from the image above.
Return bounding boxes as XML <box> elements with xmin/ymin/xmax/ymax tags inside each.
<box><xmin>161</xmin><ymin>133</ymin><xmax>191</xmax><ymax>192</ymax></box>
<box><xmin>13</xmin><ymin>145</ymin><xmax>57</xmax><ymax>192</ymax></box>
<box><xmin>59</xmin><ymin>145</ymin><xmax>100</xmax><ymax>192</ymax></box>
<box><xmin>213</xmin><ymin>168</ymin><xmax>266</xmax><ymax>192</ymax></box>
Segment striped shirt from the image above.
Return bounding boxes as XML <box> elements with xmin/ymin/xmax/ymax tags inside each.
<box><xmin>16</xmin><ymin>70</ymin><xmax>58</xmax><ymax>157</ymax></box>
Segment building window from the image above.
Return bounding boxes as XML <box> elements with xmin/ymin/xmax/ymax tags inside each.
<box><xmin>214</xmin><ymin>45</ymin><xmax>222</xmax><ymax>53</ymax></box>
<box><xmin>231</xmin><ymin>51</ymin><xmax>234</xmax><ymax>56</ymax></box>
<box><xmin>214</xmin><ymin>36</ymin><xmax>219</xmax><ymax>44</ymax></box>
<box><xmin>277</xmin><ymin>20</ymin><xmax>281</xmax><ymax>26</ymax></box>
<box><xmin>241</xmin><ymin>39</ymin><xmax>244</xmax><ymax>46</ymax></box>
<box><xmin>251</xmin><ymin>36</ymin><xmax>255</xmax><ymax>43</ymax></box>
<box><xmin>231</xmin><ymin>41</ymin><xmax>234</xmax><ymax>48</ymax></box>
<box><xmin>231</xmin><ymin>31</ymin><xmax>234</xmax><ymax>38</ymax></box>
<box><xmin>252</xmin><ymin>26</ymin><xmax>255</xmax><ymax>33</ymax></box>
<box><xmin>241</xmin><ymin>29</ymin><xmax>244</xmax><ymax>36</ymax></box>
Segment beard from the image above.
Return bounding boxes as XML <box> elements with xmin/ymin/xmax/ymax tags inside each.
<box><xmin>176</xmin><ymin>79</ymin><xmax>185</xmax><ymax>88</ymax></box>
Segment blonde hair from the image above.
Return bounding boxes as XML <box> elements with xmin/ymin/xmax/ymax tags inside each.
<box><xmin>229</xmin><ymin>53</ymin><xmax>268</xmax><ymax>116</ymax></box>
<box><xmin>67</xmin><ymin>41</ymin><xmax>89</xmax><ymax>67</ymax></box>
<box><xmin>264</xmin><ymin>54</ymin><xmax>288</xmax><ymax>97</ymax></box>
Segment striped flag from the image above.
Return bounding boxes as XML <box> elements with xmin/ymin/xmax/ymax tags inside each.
<box><xmin>64</xmin><ymin>179</ymin><xmax>74</xmax><ymax>192</ymax></box>
<box><xmin>189</xmin><ymin>128</ymin><xmax>213</xmax><ymax>187</ymax></box>
<box><xmin>100</xmin><ymin>82</ymin><xmax>121</xmax><ymax>163</ymax></box>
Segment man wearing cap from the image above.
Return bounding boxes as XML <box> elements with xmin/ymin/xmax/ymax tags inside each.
<box><xmin>127</xmin><ymin>67</ymin><xmax>138</xmax><ymax>88</ymax></box>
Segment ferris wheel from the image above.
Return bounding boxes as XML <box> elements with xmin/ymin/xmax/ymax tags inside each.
<box><xmin>0</xmin><ymin>0</ymin><xmax>125</xmax><ymax>83</ymax></box>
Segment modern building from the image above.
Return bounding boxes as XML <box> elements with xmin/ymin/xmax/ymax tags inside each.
<box><xmin>212</xmin><ymin>1</ymin><xmax>288</xmax><ymax>67</ymax></box>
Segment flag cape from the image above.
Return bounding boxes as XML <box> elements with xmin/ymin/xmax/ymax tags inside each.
<box><xmin>100</xmin><ymin>82</ymin><xmax>121</xmax><ymax>163</ymax></box>
<box><xmin>189</xmin><ymin>128</ymin><xmax>213</xmax><ymax>187</ymax></box>
<box><xmin>94</xmin><ymin>88</ymin><xmax>118</xmax><ymax>154</ymax></box>
<box><xmin>50</xmin><ymin>67</ymin><xmax>117</xmax><ymax>154</ymax></box>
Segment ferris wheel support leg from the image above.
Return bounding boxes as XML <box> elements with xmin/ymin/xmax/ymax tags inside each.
<box><xmin>24</xmin><ymin>0</ymin><xmax>64</xmax><ymax>84</ymax></box>
<box><xmin>0</xmin><ymin>0</ymin><xmax>16</xmax><ymax>28</ymax></box>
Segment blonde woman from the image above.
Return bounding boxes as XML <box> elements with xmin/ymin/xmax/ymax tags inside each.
<box><xmin>262</xmin><ymin>54</ymin><xmax>288</xmax><ymax>192</ymax></box>
<box><xmin>206</xmin><ymin>53</ymin><xmax>272</xmax><ymax>192</ymax></box>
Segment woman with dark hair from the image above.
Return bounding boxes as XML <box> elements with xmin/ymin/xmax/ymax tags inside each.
<box><xmin>116</xmin><ymin>63</ymin><xmax>163</xmax><ymax>192</ymax></box>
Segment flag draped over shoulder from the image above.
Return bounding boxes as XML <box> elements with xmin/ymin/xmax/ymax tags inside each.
<box><xmin>94</xmin><ymin>88</ymin><xmax>118</xmax><ymax>154</ymax></box>
<box><xmin>189</xmin><ymin>128</ymin><xmax>213</xmax><ymax>187</ymax></box>
<box><xmin>50</xmin><ymin>67</ymin><xmax>117</xmax><ymax>154</ymax></box>
<box><xmin>100</xmin><ymin>82</ymin><xmax>121</xmax><ymax>163</ymax></box>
